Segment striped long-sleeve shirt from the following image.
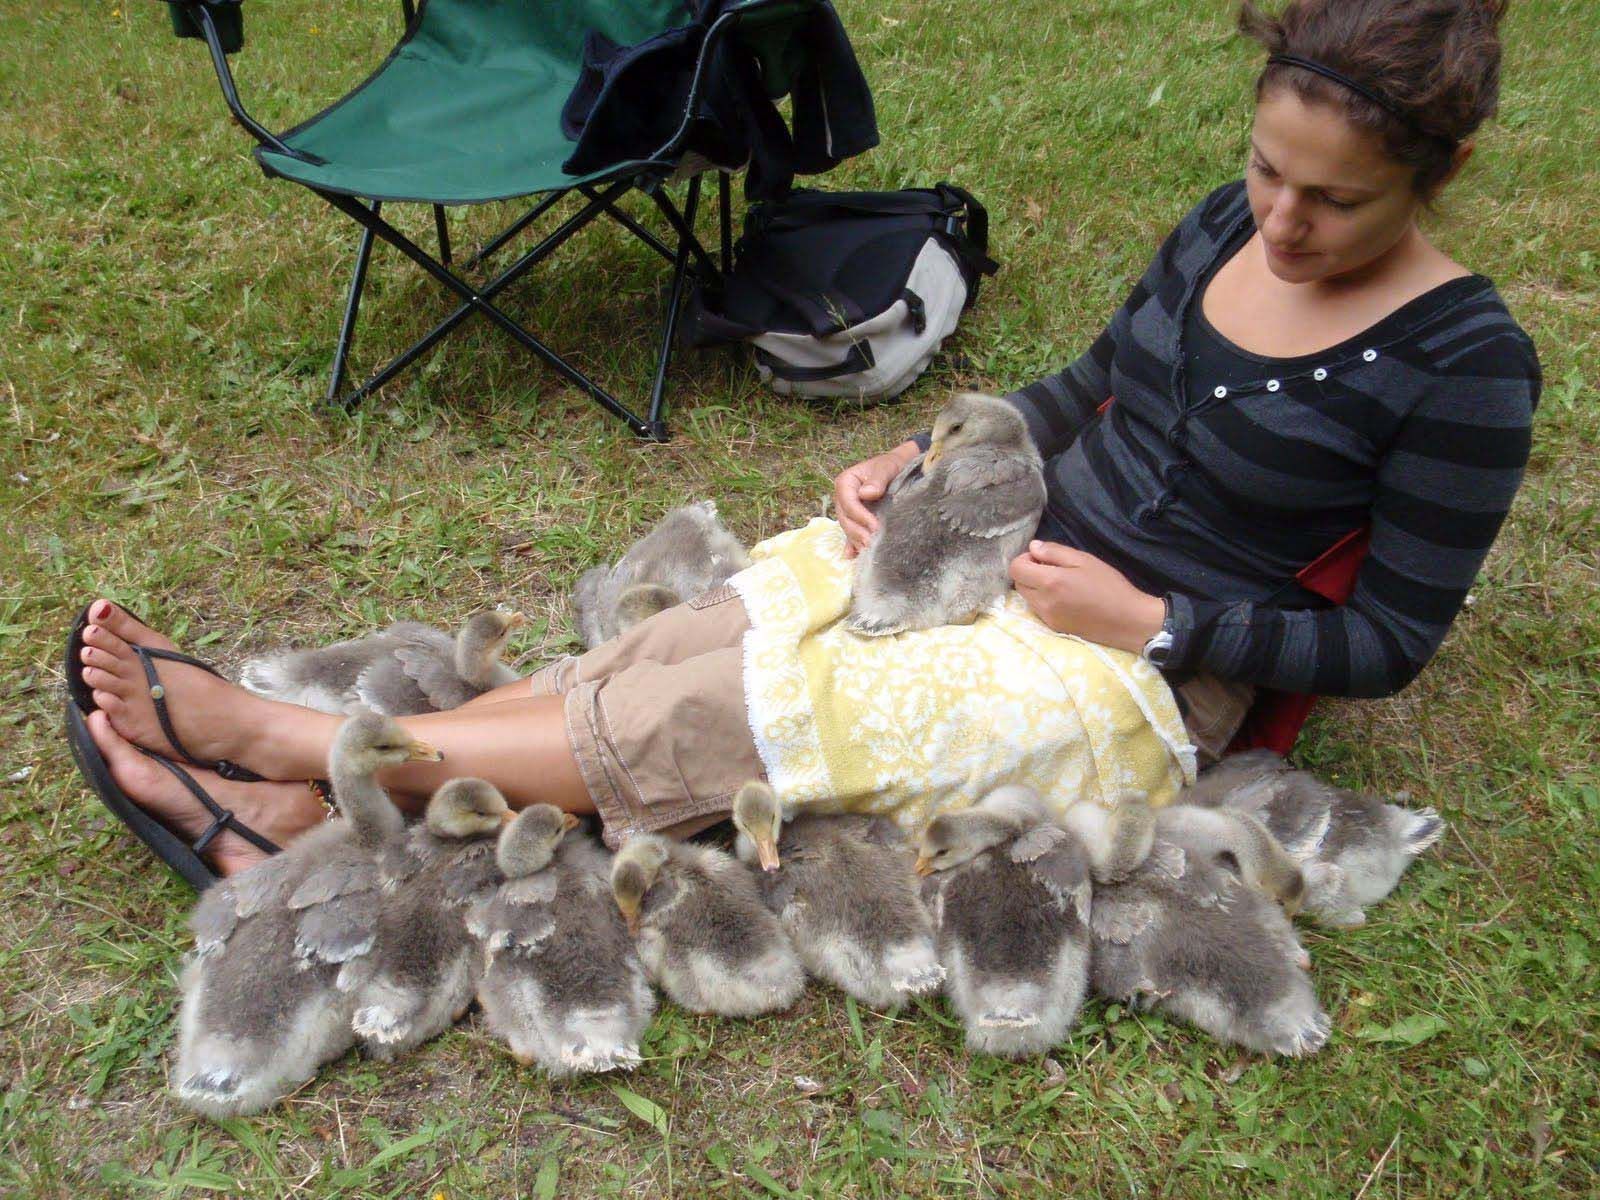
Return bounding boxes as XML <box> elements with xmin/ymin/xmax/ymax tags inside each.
<box><xmin>987</xmin><ymin>181</ymin><xmax>1540</xmax><ymax>698</ymax></box>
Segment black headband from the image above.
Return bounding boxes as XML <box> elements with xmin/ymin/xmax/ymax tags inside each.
<box><xmin>1266</xmin><ymin>54</ymin><xmax>1456</xmax><ymax>148</ymax></box>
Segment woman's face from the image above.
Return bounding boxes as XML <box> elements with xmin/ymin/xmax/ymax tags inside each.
<box><xmin>1246</xmin><ymin>88</ymin><xmax>1424</xmax><ymax>284</ymax></box>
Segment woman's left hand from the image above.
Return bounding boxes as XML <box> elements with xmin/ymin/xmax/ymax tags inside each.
<box><xmin>1009</xmin><ymin>541</ymin><xmax>1167</xmax><ymax>654</ymax></box>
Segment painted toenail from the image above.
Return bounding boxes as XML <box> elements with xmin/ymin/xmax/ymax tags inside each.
<box><xmin>94</xmin><ymin>602</ymin><xmax>111</xmax><ymax>619</ymax></box>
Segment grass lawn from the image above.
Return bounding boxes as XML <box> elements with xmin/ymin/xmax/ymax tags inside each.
<box><xmin>3</xmin><ymin>0</ymin><xmax>1597</xmax><ymax>1195</ymax></box>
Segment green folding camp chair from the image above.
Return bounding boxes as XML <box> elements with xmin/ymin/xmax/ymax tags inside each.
<box><xmin>161</xmin><ymin>0</ymin><xmax>826</xmax><ymax>440</ymax></box>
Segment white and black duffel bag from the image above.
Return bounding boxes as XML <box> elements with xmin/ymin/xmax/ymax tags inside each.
<box><xmin>684</xmin><ymin>184</ymin><xmax>999</xmax><ymax>402</ymax></box>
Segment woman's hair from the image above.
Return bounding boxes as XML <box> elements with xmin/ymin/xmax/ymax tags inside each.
<box><xmin>1238</xmin><ymin>1</ymin><xmax>1509</xmax><ymax>195</ymax></box>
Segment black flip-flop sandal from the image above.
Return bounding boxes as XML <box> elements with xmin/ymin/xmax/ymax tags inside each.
<box><xmin>130</xmin><ymin>645</ymin><xmax>266</xmax><ymax>783</ymax></box>
<box><xmin>64</xmin><ymin>701</ymin><xmax>281</xmax><ymax>892</ymax></box>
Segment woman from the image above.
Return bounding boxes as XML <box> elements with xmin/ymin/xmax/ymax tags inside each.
<box><xmin>68</xmin><ymin>0</ymin><xmax>1537</xmax><ymax>884</ymax></box>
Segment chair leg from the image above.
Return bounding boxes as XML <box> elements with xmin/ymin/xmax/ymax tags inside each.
<box><xmin>341</xmin><ymin>186</ymin><xmax>630</xmax><ymax>411</ymax></box>
<box><xmin>719</xmin><ymin>170</ymin><xmax>733</xmax><ymax>272</ymax></box>
<box><xmin>321</xmin><ymin>183</ymin><xmax>658</xmax><ymax>436</ymax></box>
<box><xmin>647</xmin><ymin>188</ymin><xmax>722</xmax><ymax>281</ymax></box>
<box><xmin>646</xmin><ymin>175</ymin><xmax>703</xmax><ymax>437</ymax></box>
<box><xmin>326</xmin><ymin>200</ymin><xmax>380</xmax><ymax>405</ymax></box>
<box><xmin>433</xmin><ymin>204</ymin><xmax>452</xmax><ymax>265</ymax></box>
<box><xmin>463</xmin><ymin>192</ymin><xmax>567</xmax><ymax>272</ymax></box>
<box><xmin>583</xmin><ymin>186</ymin><xmax>677</xmax><ymax>266</ymax></box>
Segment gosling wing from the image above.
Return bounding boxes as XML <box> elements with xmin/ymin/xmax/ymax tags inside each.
<box><xmin>288</xmin><ymin>843</ymin><xmax>384</xmax><ymax>910</ymax></box>
<box><xmin>229</xmin><ymin>851</ymin><xmax>303</xmax><ymax>920</ymax></box>
<box><xmin>466</xmin><ymin>872</ymin><xmax>560</xmax><ymax>955</ymax></box>
<box><xmin>355</xmin><ymin>623</ymin><xmax>476</xmax><ymax>713</ymax></box>
<box><xmin>1009</xmin><ymin>824</ymin><xmax>1092</xmax><ymax>925</ymax></box>
<box><xmin>935</xmin><ymin>452</ymin><xmax>1046</xmax><ymax>539</ymax></box>
<box><xmin>294</xmin><ymin>889</ymin><xmax>383</xmax><ymax>965</ymax></box>
<box><xmin>189</xmin><ymin>879</ymin><xmax>242</xmax><ymax>956</ymax></box>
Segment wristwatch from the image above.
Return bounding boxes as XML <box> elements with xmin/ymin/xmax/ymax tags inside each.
<box><xmin>1141</xmin><ymin>599</ymin><xmax>1175</xmax><ymax>668</ymax></box>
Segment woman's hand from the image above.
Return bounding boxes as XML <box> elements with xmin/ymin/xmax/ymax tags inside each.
<box><xmin>834</xmin><ymin>440</ymin><xmax>922</xmax><ymax>558</ymax></box>
<box><xmin>1009</xmin><ymin>540</ymin><xmax>1167</xmax><ymax>654</ymax></box>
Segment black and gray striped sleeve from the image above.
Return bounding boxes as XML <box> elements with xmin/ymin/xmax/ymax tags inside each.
<box><xmin>1163</xmin><ymin>330</ymin><xmax>1540</xmax><ymax>698</ymax></box>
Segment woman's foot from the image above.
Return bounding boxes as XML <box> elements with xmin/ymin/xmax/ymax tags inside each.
<box><xmin>76</xmin><ymin>599</ymin><xmax>333</xmax><ymax>779</ymax></box>
<box><xmin>78</xmin><ymin>599</ymin><xmax>260</xmax><ymax>766</ymax></box>
<box><xmin>85</xmin><ymin>710</ymin><xmax>324</xmax><ymax>877</ymax></box>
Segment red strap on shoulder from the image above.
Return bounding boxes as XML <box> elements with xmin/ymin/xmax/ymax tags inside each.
<box><xmin>1097</xmin><ymin>394</ymin><xmax>1115</xmax><ymax>415</ymax></box>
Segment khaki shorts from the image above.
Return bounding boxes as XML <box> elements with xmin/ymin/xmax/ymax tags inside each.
<box><xmin>531</xmin><ymin>588</ymin><xmax>1254</xmax><ymax>846</ymax></box>
<box><xmin>1171</xmin><ymin>673</ymin><xmax>1256</xmax><ymax>769</ymax></box>
<box><xmin>528</xmin><ymin>584</ymin><xmax>758</xmax><ymax>847</ymax></box>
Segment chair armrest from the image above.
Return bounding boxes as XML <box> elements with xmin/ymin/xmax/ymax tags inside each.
<box><xmin>163</xmin><ymin>1</ymin><xmax>321</xmax><ymax>162</ymax></box>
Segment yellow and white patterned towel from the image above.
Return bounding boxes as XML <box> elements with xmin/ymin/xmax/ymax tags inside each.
<box><xmin>728</xmin><ymin>519</ymin><xmax>1197</xmax><ymax>834</ymax></box>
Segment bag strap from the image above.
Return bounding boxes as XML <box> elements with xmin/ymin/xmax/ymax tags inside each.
<box><xmin>756</xmin><ymin>189</ymin><xmax>957</xmax><ymax>231</ymax></box>
<box><xmin>754</xmin><ymin>340</ymin><xmax>876</xmax><ymax>382</ymax></box>
<box><xmin>936</xmin><ymin>182</ymin><xmax>989</xmax><ymax>252</ymax></box>
<box><xmin>933</xmin><ymin>181</ymin><xmax>1000</xmax><ymax>277</ymax></box>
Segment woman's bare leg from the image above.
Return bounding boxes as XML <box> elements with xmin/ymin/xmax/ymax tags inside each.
<box><xmin>456</xmin><ymin>676</ymin><xmax>541</xmax><ymax>708</ymax></box>
<box><xmin>381</xmin><ymin>696</ymin><xmax>592</xmax><ymax>814</ymax></box>
<box><xmin>78</xmin><ymin>601</ymin><xmax>593</xmax><ymax>827</ymax></box>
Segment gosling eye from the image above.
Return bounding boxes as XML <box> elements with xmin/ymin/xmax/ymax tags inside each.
<box><xmin>948</xmin><ymin>422</ymin><xmax>964</xmax><ymax>435</ymax></box>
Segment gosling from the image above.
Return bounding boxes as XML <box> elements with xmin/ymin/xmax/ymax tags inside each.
<box><xmin>915</xmin><ymin>786</ymin><xmax>1094</xmax><ymax>1058</ymax></box>
<box><xmin>340</xmin><ymin>778</ymin><xmax>514</xmax><ymax>1059</ymax></box>
<box><xmin>732</xmin><ymin>781</ymin><xmax>943</xmax><ymax>1009</ymax></box>
<box><xmin>173</xmin><ymin>714</ymin><xmax>438</xmax><ymax>1117</ymax></box>
<box><xmin>574</xmin><ymin>501</ymin><xmax>750</xmax><ymax>648</ymax></box>
<box><xmin>611</xmin><ymin>834</ymin><xmax>804</xmax><ymax>1017</ymax></box>
<box><xmin>240</xmin><ymin>610</ymin><xmax>525</xmax><ymax>716</ymax></box>
<box><xmin>1089</xmin><ymin>819</ymin><xmax>1329</xmax><ymax>1057</ymax></box>
<box><xmin>1184</xmin><ymin>750</ymin><xmax>1445</xmax><ymax>926</ymax></box>
<box><xmin>847</xmin><ymin>393</ymin><xmax>1045</xmax><ymax>636</ymax></box>
<box><xmin>471</xmin><ymin>808</ymin><xmax>655</xmax><ymax>1075</ymax></box>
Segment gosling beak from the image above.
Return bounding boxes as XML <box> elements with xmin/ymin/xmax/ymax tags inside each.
<box><xmin>407</xmin><ymin>739</ymin><xmax>444</xmax><ymax>763</ymax></box>
<box><xmin>913</xmin><ymin>854</ymin><xmax>934</xmax><ymax>877</ymax></box>
<box><xmin>623</xmin><ymin>909</ymin><xmax>640</xmax><ymax>936</ymax></box>
<box><xmin>923</xmin><ymin>440</ymin><xmax>943</xmax><ymax>470</ymax></box>
<box><xmin>560</xmin><ymin>812</ymin><xmax>580</xmax><ymax>831</ymax></box>
<box><xmin>756</xmin><ymin>837</ymin><xmax>781</xmax><ymax>873</ymax></box>
<box><xmin>504</xmin><ymin>611</ymin><xmax>528</xmax><ymax>630</ymax></box>
<box><xmin>499</xmin><ymin>809</ymin><xmax>517</xmax><ymax>828</ymax></box>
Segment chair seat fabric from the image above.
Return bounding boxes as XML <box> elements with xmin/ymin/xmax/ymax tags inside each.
<box><xmin>255</xmin><ymin>0</ymin><xmax>693</xmax><ymax>203</ymax></box>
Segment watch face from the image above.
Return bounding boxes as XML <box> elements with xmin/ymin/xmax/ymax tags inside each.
<box><xmin>1143</xmin><ymin>629</ymin><xmax>1174</xmax><ymax>667</ymax></box>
